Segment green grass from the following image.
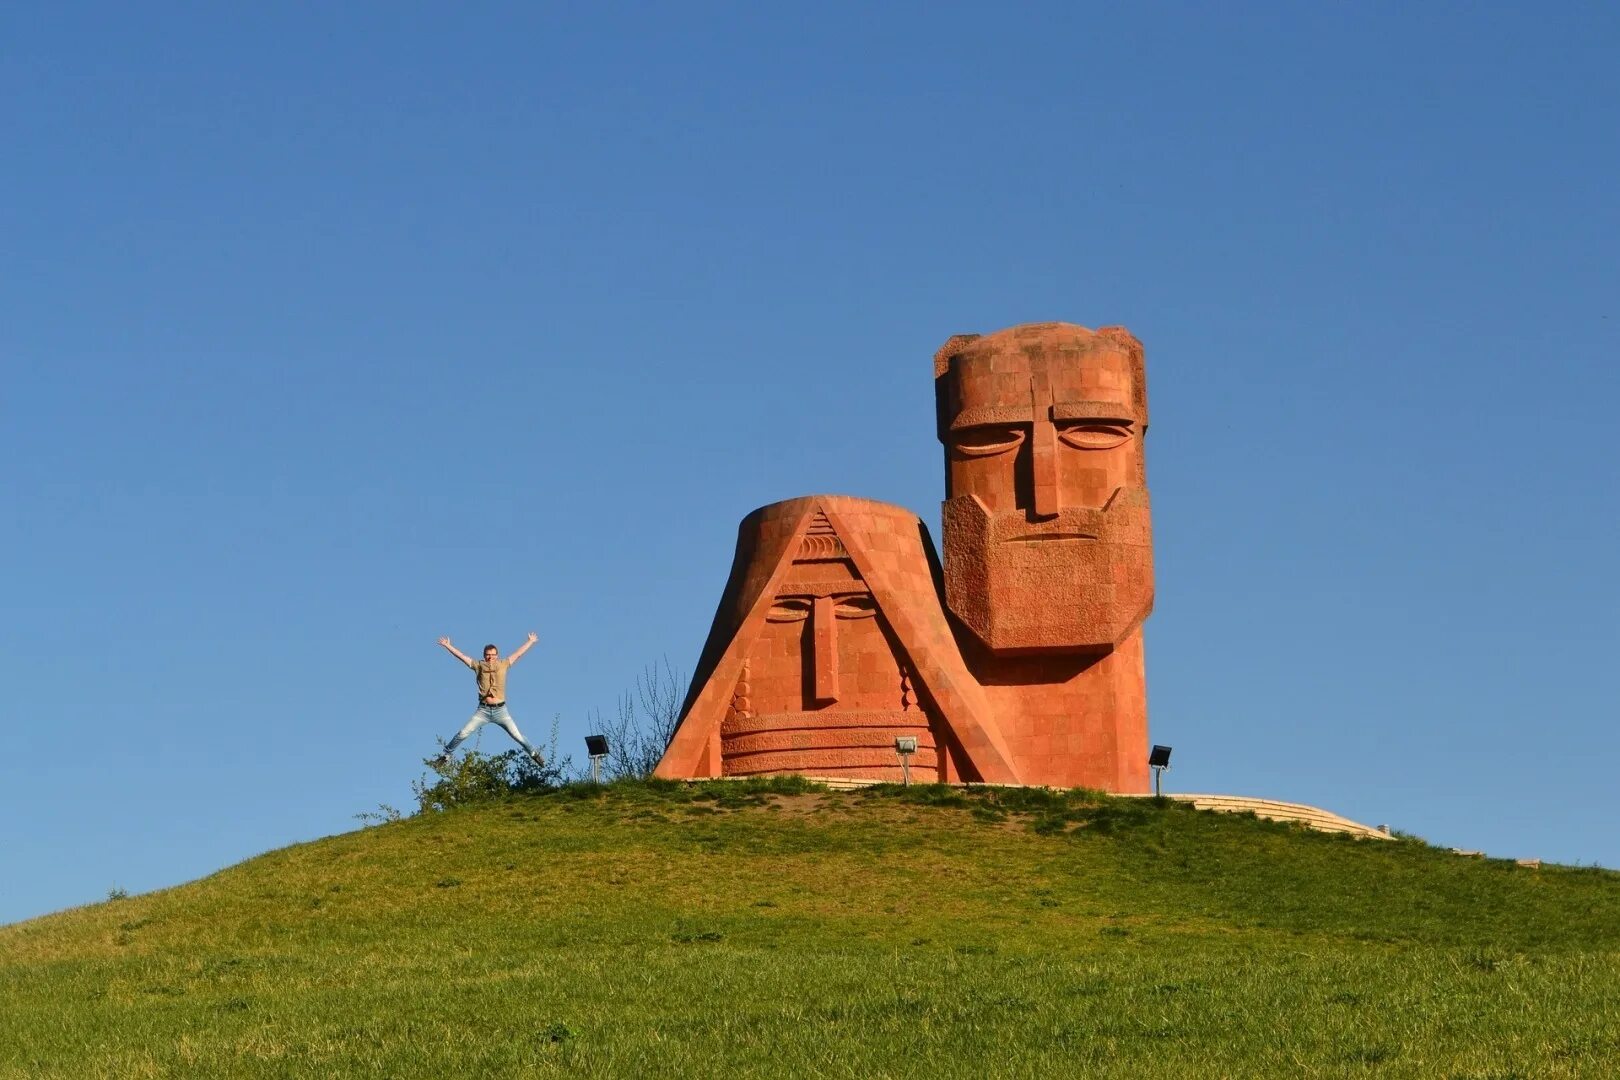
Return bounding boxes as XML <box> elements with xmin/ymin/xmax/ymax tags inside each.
<box><xmin>4</xmin><ymin>780</ymin><xmax>1618</xmax><ymax>1078</ymax></box>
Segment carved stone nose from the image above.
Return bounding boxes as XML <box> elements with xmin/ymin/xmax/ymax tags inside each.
<box><xmin>1030</xmin><ymin>420</ymin><xmax>1060</xmax><ymax>520</ymax></box>
<box><xmin>811</xmin><ymin>595</ymin><xmax>839</xmax><ymax>703</ymax></box>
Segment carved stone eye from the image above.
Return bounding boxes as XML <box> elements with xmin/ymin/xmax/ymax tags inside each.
<box><xmin>766</xmin><ymin>598</ymin><xmax>812</xmax><ymax>622</ymax></box>
<box><xmin>951</xmin><ymin>425</ymin><xmax>1025</xmax><ymax>458</ymax></box>
<box><xmin>1057</xmin><ymin>422</ymin><xmax>1132</xmax><ymax>450</ymax></box>
<box><xmin>834</xmin><ymin>595</ymin><xmax>878</xmax><ymax>619</ymax></box>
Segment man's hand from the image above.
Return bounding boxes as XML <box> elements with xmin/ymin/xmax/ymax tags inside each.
<box><xmin>510</xmin><ymin>631</ymin><xmax>540</xmax><ymax>663</ymax></box>
<box><xmin>438</xmin><ymin>637</ymin><xmax>473</xmax><ymax>666</ymax></box>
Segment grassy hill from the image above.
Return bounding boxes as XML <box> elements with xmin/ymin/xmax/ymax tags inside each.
<box><xmin>3</xmin><ymin>779</ymin><xmax>1618</xmax><ymax>1078</ymax></box>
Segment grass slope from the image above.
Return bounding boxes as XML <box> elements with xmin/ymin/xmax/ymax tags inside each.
<box><xmin>3</xmin><ymin>781</ymin><xmax>1618</xmax><ymax>1078</ymax></box>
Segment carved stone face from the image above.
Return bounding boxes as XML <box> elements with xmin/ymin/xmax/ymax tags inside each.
<box><xmin>720</xmin><ymin>502</ymin><xmax>937</xmax><ymax>781</ymax></box>
<box><xmin>749</xmin><ymin>532</ymin><xmax>900</xmax><ymax>715</ymax></box>
<box><xmin>935</xmin><ymin>323</ymin><xmax>1153</xmax><ymax>653</ymax></box>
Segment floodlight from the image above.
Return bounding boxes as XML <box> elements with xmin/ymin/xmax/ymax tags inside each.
<box><xmin>585</xmin><ymin>734</ymin><xmax>610</xmax><ymax>783</ymax></box>
<box><xmin>894</xmin><ymin>736</ymin><xmax>919</xmax><ymax>787</ymax></box>
<box><xmin>1148</xmin><ymin>744</ymin><xmax>1172</xmax><ymax>797</ymax></box>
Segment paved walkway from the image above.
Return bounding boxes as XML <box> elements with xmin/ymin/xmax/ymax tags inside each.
<box><xmin>1118</xmin><ymin>792</ymin><xmax>1393</xmax><ymax>840</ymax></box>
<box><xmin>778</xmin><ymin>777</ymin><xmax>1394</xmax><ymax>840</ymax></box>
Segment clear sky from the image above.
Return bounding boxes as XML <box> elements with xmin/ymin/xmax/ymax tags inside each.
<box><xmin>4</xmin><ymin>3</ymin><xmax>1617</xmax><ymax>924</ymax></box>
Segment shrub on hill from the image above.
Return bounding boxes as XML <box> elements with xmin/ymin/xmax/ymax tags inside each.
<box><xmin>589</xmin><ymin>659</ymin><xmax>687</xmax><ymax>781</ymax></box>
<box><xmin>413</xmin><ymin>749</ymin><xmax>573</xmax><ymax>813</ymax></box>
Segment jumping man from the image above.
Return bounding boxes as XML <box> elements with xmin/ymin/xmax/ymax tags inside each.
<box><xmin>432</xmin><ymin>633</ymin><xmax>545</xmax><ymax>767</ymax></box>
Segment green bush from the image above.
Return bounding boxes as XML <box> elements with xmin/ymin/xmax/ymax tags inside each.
<box><xmin>413</xmin><ymin>749</ymin><xmax>569</xmax><ymax>813</ymax></box>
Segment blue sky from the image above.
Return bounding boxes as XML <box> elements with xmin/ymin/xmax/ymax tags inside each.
<box><xmin>3</xmin><ymin>2</ymin><xmax>1617</xmax><ymax>924</ymax></box>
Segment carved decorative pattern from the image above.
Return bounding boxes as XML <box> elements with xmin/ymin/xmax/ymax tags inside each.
<box><xmin>730</xmin><ymin>659</ymin><xmax>754</xmax><ymax>721</ymax></box>
<box><xmin>797</xmin><ymin>510</ymin><xmax>848</xmax><ymax>560</ymax></box>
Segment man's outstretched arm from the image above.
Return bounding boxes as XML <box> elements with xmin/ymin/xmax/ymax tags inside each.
<box><xmin>438</xmin><ymin>637</ymin><xmax>475</xmax><ymax>666</ymax></box>
<box><xmin>508</xmin><ymin>631</ymin><xmax>539</xmax><ymax>664</ymax></box>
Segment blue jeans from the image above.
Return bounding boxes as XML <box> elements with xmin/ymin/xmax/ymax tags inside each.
<box><xmin>444</xmin><ymin>704</ymin><xmax>541</xmax><ymax>758</ymax></box>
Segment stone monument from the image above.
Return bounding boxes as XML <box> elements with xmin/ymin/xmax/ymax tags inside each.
<box><xmin>656</xmin><ymin>322</ymin><xmax>1153</xmax><ymax>791</ymax></box>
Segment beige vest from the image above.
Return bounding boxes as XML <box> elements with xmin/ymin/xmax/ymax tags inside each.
<box><xmin>472</xmin><ymin>659</ymin><xmax>510</xmax><ymax>703</ymax></box>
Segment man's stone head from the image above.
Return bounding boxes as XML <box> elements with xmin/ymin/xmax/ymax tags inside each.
<box><xmin>934</xmin><ymin>322</ymin><xmax>1153</xmax><ymax>653</ymax></box>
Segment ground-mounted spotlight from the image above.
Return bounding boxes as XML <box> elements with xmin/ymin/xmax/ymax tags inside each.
<box><xmin>894</xmin><ymin>736</ymin><xmax>919</xmax><ymax>787</ymax></box>
<box><xmin>1148</xmin><ymin>744</ymin><xmax>1172</xmax><ymax>797</ymax></box>
<box><xmin>585</xmin><ymin>735</ymin><xmax>610</xmax><ymax>783</ymax></box>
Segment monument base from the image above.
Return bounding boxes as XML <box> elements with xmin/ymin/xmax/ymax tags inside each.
<box><xmin>680</xmin><ymin>776</ymin><xmax>1393</xmax><ymax>840</ymax></box>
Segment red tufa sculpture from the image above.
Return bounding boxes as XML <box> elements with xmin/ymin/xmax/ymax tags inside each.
<box><xmin>656</xmin><ymin>496</ymin><xmax>1019</xmax><ymax>784</ymax></box>
<box><xmin>935</xmin><ymin>324</ymin><xmax>1153</xmax><ymax>791</ymax></box>
<box><xmin>656</xmin><ymin>322</ymin><xmax>1153</xmax><ymax>791</ymax></box>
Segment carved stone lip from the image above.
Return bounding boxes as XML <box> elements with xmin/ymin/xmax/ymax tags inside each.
<box><xmin>1003</xmin><ymin>531</ymin><xmax>1098</xmax><ymax>543</ymax></box>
